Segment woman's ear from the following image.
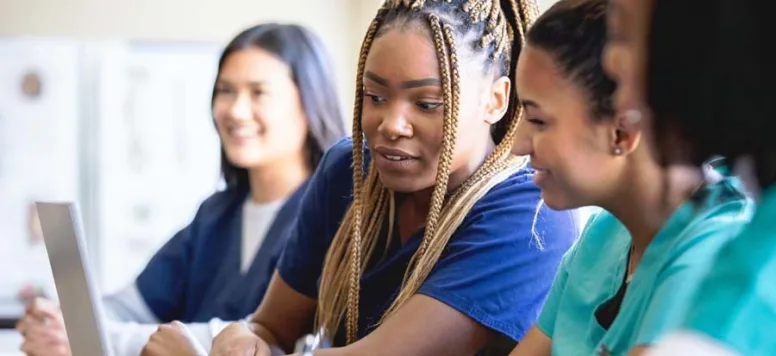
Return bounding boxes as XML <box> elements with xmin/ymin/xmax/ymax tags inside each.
<box><xmin>610</xmin><ymin>109</ymin><xmax>644</xmax><ymax>156</ymax></box>
<box><xmin>484</xmin><ymin>76</ymin><xmax>511</xmax><ymax>125</ymax></box>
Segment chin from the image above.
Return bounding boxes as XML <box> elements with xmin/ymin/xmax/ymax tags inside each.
<box><xmin>377</xmin><ymin>174</ymin><xmax>431</xmax><ymax>193</ymax></box>
<box><xmin>540</xmin><ymin>191</ymin><xmax>578</xmax><ymax>211</ymax></box>
<box><xmin>226</xmin><ymin>153</ymin><xmax>263</xmax><ymax>169</ymax></box>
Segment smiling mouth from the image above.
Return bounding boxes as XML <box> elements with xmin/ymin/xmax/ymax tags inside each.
<box><xmin>228</xmin><ymin>127</ymin><xmax>259</xmax><ymax>139</ymax></box>
<box><xmin>381</xmin><ymin>153</ymin><xmax>413</xmax><ymax>161</ymax></box>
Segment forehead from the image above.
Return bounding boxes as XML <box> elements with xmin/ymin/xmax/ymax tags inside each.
<box><xmin>516</xmin><ymin>46</ymin><xmax>568</xmax><ymax>98</ymax></box>
<box><xmin>516</xmin><ymin>45</ymin><xmax>593</xmax><ymax>117</ymax></box>
<box><xmin>219</xmin><ymin>48</ymin><xmax>291</xmax><ymax>81</ymax></box>
<box><xmin>364</xmin><ymin>27</ymin><xmax>441</xmax><ymax>80</ymax></box>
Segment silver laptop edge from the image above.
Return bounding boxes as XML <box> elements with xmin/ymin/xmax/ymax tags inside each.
<box><xmin>36</xmin><ymin>202</ymin><xmax>113</xmax><ymax>356</ymax></box>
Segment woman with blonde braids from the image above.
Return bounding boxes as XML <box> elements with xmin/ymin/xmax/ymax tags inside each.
<box><xmin>141</xmin><ymin>1</ymin><xmax>579</xmax><ymax>355</ymax></box>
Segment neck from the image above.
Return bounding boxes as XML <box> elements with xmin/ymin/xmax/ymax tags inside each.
<box><xmin>397</xmin><ymin>136</ymin><xmax>496</xmax><ymax>242</ymax></box>
<box><xmin>248</xmin><ymin>152</ymin><xmax>311</xmax><ymax>204</ymax></box>
<box><xmin>602</xmin><ymin>161</ymin><xmax>703</xmax><ymax>261</ymax></box>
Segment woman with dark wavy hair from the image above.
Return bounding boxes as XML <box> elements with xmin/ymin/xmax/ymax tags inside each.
<box><xmin>16</xmin><ymin>23</ymin><xmax>347</xmax><ymax>356</ymax></box>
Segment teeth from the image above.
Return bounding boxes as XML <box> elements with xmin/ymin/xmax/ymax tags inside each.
<box><xmin>384</xmin><ymin>154</ymin><xmax>408</xmax><ymax>161</ymax></box>
<box><xmin>230</xmin><ymin>128</ymin><xmax>257</xmax><ymax>138</ymax></box>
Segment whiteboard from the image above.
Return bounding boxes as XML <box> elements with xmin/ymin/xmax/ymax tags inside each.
<box><xmin>91</xmin><ymin>41</ymin><xmax>223</xmax><ymax>293</ymax></box>
<box><xmin>0</xmin><ymin>38</ymin><xmax>80</xmax><ymax>301</ymax></box>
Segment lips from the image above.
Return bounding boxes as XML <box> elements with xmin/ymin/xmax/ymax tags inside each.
<box><xmin>374</xmin><ymin>146</ymin><xmax>418</xmax><ymax>161</ymax></box>
<box><xmin>373</xmin><ymin>146</ymin><xmax>419</xmax><ymax>172</ymax></box>
<box><xmin>530</xmin><ymin>159</ymin><xmax>551</xmax><ymax>185</ymax></box>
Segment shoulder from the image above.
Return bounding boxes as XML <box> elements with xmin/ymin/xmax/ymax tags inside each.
<box><xmin>190</xmin><ymin>187</ymin><xmax>249</xmax><ymax>227</ymax></box>
<box><xmin>577</xmin><ymin>210</ymin><xmax>628</xmax><ymax>249</ymax></box>
<box><xmin>456</xmin><ymin>164</ymin><xmax>578</xmax><ymax>253</ymax></box>
<box><xmin>667</xmin><ymin>177</ymin><xmax>754</xmax><ymax>263</ymax></box>
<box><xmin>562</xmin><ymin>209</ymin><xmax>628</xmax><ymax>267</ymax></box>
<box><xmin>301</xmin><ymin>136</ymin><xmax>357</xmax><ymax>210</ymax></box>
<box><xmin>318</xmin><ymin>136</ymin><xmax>356</xmax><ymax>178</ymax></box>
<box><xmin>682</xmin><ymin>176</ymin><xmax>753</xmax><ymax>244</ymax></box>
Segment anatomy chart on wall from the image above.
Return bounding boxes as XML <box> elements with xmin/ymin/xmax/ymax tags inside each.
<box><xmin>94</xmin><ymin>41</ymin><xmax>223</xmax><ymax>293</ymax></box>
<box><xmin>0</xmin><ymin>38</ymin><xmax>80</xmax><ymax>304</ymax></box>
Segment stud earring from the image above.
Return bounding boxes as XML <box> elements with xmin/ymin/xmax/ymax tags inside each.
<box><xmin>614</xmin><ymin>147</ymin><xmax>623</xmax><ymax>155</ymax></box>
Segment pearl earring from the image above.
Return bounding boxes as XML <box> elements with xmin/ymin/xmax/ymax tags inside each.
<box><xmin>614</xmin><ymin>147</ymin><xmax>623</xmax><ymax>155</ymax></box>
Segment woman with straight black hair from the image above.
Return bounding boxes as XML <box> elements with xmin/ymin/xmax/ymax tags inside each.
<box><xmin>16</xmin><ymin>23</ymin><xmax>347</xmax><ymax>356</ymax></box>
<box><xmin>605</xmin><ymin>0</ymin><xmax>775</xmax><ymax>354</ymax></box>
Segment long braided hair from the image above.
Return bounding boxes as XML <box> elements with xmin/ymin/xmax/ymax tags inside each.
<box><xmin>317</xmin><ymin>0</ymin><xmax>539</xmax><ymax>344</ymax></box>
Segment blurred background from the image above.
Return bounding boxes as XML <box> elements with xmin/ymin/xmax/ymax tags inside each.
<box><xmin>0</xmin><ymin>0</ymin><xmax>562</xmax><ymax>351</ymax></box>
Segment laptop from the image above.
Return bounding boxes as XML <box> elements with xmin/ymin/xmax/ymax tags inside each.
<box><xmin>36</xmin><ymin>202</ymin><xmax>113</xmax><ymax>356</ymax></box>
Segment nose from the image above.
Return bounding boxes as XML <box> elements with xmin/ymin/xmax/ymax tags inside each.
<box><xmin>378</xmin><ymin>103</ymin><xmax>413</xmax><ymax>140</ymax></box>
<box><xmin>511</xmin><ymin>119</ymin><xmax>533</xmax><ymax>156</ymax></box>
<box><xmin>228</xmin><ymin>92</ymin><xmax>253</xmax><ymax>122</ymax></box>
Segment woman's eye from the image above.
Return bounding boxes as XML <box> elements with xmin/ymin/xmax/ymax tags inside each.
<box><xmin>364</xmin><ymin>94</ymin><xmax>386</xmax><ymax>104</ymax></box>
<box><xmin>527</xmin><ymin>118</ymin><xmax>546</xmax><ymax>127</ymax></box>
<box><xmin>417</xmin><ymin>101</ymin><xmax>442</xmax><ymax>111</ymax></box>
<box><xmin>214</xmin><ymin>87</ymin><xmax>234</xmax><ymax>96</ymax></box>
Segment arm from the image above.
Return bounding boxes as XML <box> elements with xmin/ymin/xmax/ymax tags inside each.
<box><xmin>133</xmin><ymin>225</ymin><xmax>197</xmax><ymax>322</ymax></box>
<box><xmin>243</xmin><ymin>276</ymin><xmax>492</xmax><ymax>356</ymax></box>
<box><xmin>250</xmin><ymin>273</ymin><xmax>317</xmax><ymax>352</ymax></box>
<box><xmin>315</xmin><ymin>295</ymin><xmax>492</xmax><ymax>356</ymax></box>
<box><xmin>509</xmin><ymin>327</ymin><xmax>552</xmax><ymax>356</ymax></box>
<box><xmin>106</xmin><ymin>317</ymin><xmax>234</xmax><ymax>356</ymax></box>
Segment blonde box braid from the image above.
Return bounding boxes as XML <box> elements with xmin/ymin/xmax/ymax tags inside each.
<box><xmin>316</xmin><ymin>0</ymin><xmax>538</xmax><ymax>344</ymax></box>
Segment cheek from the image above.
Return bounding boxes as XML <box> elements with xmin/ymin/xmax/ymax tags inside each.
<box><xmin>360</xmin><ymin>101</ymin><xmax>380</xmax><ymax>137</ymax></box>
<box><xmin>448</xmin><ymin>90</ymin><xmax>490</xmax><ymax>163</ymax></box>
<box><xmin>267</xmin><ymin>110</ymin><xmax>309</xmax><ymax>146</ymax></box>
<box><xmin>536</xmin><ymin>131</ymin><xmax>597</xmax><ymax>173</ymax></box>
<box><xmin>212</xmin><ymin>111</ymin><xmax>229</xmax><ymax>136</ymax></box>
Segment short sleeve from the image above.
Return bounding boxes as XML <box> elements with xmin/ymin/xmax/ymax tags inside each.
<box><xmin>277</xmin><ymin>138</ymin><xmax>355</xmax><ymax>298</ymax></box>
<box><xmin>135</xmin><ymin>225</ymin><xmax>195</xmax><ymax>321</ymax></box>
<box><xmin>417</xmin><ymin>170</ymin><xmax>578</xmax><ymax>342</ymax></box>
<box><xmin>635</xmin><ymin>206</ymin><xmax>748</xmax><ymax>346</ymax></box>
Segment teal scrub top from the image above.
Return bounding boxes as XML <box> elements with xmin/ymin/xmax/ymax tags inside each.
<box><xmin>679</xmin><ymin>185</ymin><xmax>776</xmax><ymax>356</ymax></box>
<box><xmin>537</xmin><ymin>176</ymin><xmax>754</xmax><ymax>356</ymax></box>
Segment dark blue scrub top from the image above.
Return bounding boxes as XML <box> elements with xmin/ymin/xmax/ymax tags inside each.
<box><xmin>135</xmin><ymin>181</ymin><xmax>309</xmax><ymax>322</ymax></box>
<box><xmin>278</xmin><ymin>137</ymin><xmax>578</xmax><ymax>350</ymax></box>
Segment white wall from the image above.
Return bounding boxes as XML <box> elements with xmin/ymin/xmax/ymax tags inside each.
<box><xmin>0</xmin><ymin>0</ymin><xmax>362</xmax><ymax>115</ymax></box>
<box><xmin>0</xmin><ymin>0</ymin><xmax>555</xmax><ymax>124</ymax></box>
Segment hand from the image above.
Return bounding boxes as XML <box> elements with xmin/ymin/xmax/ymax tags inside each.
<box><xmin>141</xmin><ymin>321</ymin><xmax>207</xmax><ymax>356</ymax></box>
<box><xmin>16</xmin><ymin>298</ymin><xmax>71</xmax><ymax>356</ymax></box>
<box><xmin>18</xmin><ymin>284</ymin><xmax>43</xmax><ymax>304</ymax></box>
<box><xmin>211</xmin><ymin>322</ymin><xmax>271</xmax><ymax>356</ymax></box>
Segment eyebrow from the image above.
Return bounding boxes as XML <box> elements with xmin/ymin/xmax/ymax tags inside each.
<box><xmin>521</xmin><ymin>99</ymin><xmax>540</xmax><ymax>109</ymax></box>
<box><xmin>364</xmin><ymin>71</ymin><xmax>441</xmax><ymax>89</ymax></box>
<box><xmin>216</xmin><ymin>78</ymin><xmax>266</xmax><ymax>87</ymax></box>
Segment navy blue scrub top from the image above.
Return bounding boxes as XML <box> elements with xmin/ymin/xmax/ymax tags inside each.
<box><xmin>135</xmin><ymin>180</ymin><xmax>309</xmax><ymax>323</ymax></box>
<box><xmin>278</xmin><ymin>137</ymin><xmax>579</xmax><ymax>349</ymax></box>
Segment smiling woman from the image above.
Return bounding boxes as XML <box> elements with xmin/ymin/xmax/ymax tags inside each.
<box><xmin>16</xmin><ymin>23</ymin><xmax>348</xmax><ymax>356</ymax></box>
<box><xmin>196</xmin><ymin>1</ymin><xmax>581</xmax><ymax>356</ymax></box>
